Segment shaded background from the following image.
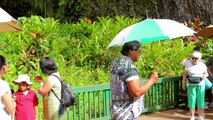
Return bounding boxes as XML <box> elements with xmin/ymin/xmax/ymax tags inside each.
<box><xmin>0</xmin><ymin>0</ymin><xmax>212</xmax><ymax>25</ymax></box>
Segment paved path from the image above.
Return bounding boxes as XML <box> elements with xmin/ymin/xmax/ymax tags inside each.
<box><xmin>139</xmin><ymin>108</ymin><xmax>213</xmax><ymax>120</ymax></box>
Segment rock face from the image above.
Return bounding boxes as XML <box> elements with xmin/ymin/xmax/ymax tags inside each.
<box><xmin>155</xmin><ymin>0</ymin><xmax>213</xmax><ymax>25</ymax></box>
<box><xmin>0</xmin><ymin>0</ymin><xmax>212</xmax><ymax>25</ymax></box>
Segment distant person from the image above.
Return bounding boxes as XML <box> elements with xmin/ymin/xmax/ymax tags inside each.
<box><xmin>181</xmin><ymin>52</ymin><xmax>210</xmax><ymax>110</ymax></box>
<box><xmin>182</xmin><ymin>51</ymin><xmax>208</xmax><ymax>120</ymax></box>
<box><xmin>206</xmin><ymin>56</ymin><xmax>213</xmax><ymax>107</ymax></box>
<box><xmin>0</xmin><ymin>55</ymin><xmax>16</xmax><ymax>120</ymax></box>
<box><xmin>110</xmin><ymin>41</ymin><xmax>158</xmax><ymax>120</ymax></box>
<box><xmin>13</xmin><ymin>74</ymin><xmax>38</xmax><ymax>120</ymax></box>
<box><xmin>35</xmin><ymin>57</ymin><xmax>66</xmax><ymax>120</ymax></box>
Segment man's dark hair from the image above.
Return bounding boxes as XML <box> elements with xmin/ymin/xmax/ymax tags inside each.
<box><xmin>121</xmin><ymin>41</ymin><xmax>141</xmax><ymax>56</ymax></box>
<box><xmin>40</xmin><ymin>57</ymin><xmax>58</xmax><ymax>75</ymax></box>
<box><xmin>0</xmin><ymin>55</ymin><xmax>6</xmax><ymax>69</ymax></box>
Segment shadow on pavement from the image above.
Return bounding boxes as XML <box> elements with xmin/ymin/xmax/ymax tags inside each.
<box><xmin>139</xmin><ymin>108</ymin><xmax>213</xmax><ymax>120</ymax></box>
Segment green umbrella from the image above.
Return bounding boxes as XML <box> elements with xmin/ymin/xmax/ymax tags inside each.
<box><xmin>107</xmin><ymin>19</ymin><xmax>196</xmax><ymax>48</ymax></box>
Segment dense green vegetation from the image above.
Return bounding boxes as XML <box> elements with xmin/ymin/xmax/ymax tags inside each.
<box><xmin>1</xmin><ymin>15</ymin><xmax>213</xmax><ymax>87</ymax></box>
<box><xmin>0</xmin><ymin>16</ymin><xmax>212</xmax><ymax>119</ymax></box>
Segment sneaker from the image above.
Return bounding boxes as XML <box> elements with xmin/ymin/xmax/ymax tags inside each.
<box><xmin>209</xmin><ymin>102</ymin><xmax>213</xmax><ymax>108</ymax></box>
<box><xmin>197</xmin><ymin>116</ymin><xmax>204</xmax><ymax>120</ymax></box>
<box><xmin>190</xmin><ymin>116</ymin><xmax>195</xmax><ymax>120</ymax></box>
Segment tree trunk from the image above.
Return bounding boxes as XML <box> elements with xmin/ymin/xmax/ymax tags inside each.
<box><xmin>155</xmin><ymin>0</ymin><xmax>213</xmax><ymax>25</ymax></box>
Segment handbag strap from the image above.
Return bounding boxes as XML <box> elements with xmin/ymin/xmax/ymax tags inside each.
<box><xmin>51</xmin><ymin>74</ymin><xmax>62</xmax><ymax>102</ymax></box>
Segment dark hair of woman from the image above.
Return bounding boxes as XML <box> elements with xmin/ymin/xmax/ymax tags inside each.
<box><xmin>0</xmin><ymin>55</ymin><xmax>6</xmax><ymax>69</ymax></box>
<box><xmin>121</xmin><ymin>41</ymin><xmax>141</xmax><ymax>56</ymax></box>
<box><xmin>40</xmin><ymin>57</ymin><xmax>58</xmax><ymax>75</ymax></box>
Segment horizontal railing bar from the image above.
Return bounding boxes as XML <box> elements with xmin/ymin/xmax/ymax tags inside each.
<box><xmin>73</xmin><ymin>76</ymin><xmax>181</xmax><ymax>93</ymax></box>
<box><xmin>73</xmin><ymin>84</ymin><xmax>110</xmax><ymax>93</ymax></box>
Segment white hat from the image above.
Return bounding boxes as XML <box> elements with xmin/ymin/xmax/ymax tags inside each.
<box><xmin>191</xmin><ymin>51</ymin><xmax>202</xmax><ymax>59</ymax></box>
<box><xmin>13</xmin><ymin>74</ymin><xmax>33</xmax><ymax>85</ymax></box>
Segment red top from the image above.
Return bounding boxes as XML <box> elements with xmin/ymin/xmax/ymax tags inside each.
<box><xmin>13</xmin><ymin>89</ymin><xmax>38</xmax><ymax>120</ymax></box>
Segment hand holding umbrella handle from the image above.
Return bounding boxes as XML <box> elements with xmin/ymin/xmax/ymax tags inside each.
<box><xmin>149</xmin><ymin>72</ymin><xmax>158</xmax><ymax>85</ymax></box>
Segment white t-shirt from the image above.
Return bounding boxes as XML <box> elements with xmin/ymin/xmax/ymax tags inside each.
<box><xmin>185</xmin><ymin>60</ymin><xmax>207</xmax><ymax>77</ymax></box>
<box><xmin>48</xmin><ymin>72</ymin><xmax>61</xmax><ymax>86</ymax></box>
<box><xmin>0</xmin><ymin>79</ymin><xmax>11</xmax><ymax>120</ymax></box>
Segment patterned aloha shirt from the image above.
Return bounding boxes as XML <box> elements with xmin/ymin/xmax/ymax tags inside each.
<box><xmin>110</xmin><ymin>55</ymin><xmax>144</xmax><ymax>120</ymax></box>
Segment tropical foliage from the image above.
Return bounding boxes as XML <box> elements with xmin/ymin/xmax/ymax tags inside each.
<box><xmin>1</xmin><ymin>16</ymin><xmax>212</xmax><ymax>86</ymax></box>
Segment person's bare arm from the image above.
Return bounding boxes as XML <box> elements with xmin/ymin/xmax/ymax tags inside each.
<box><xmin>127</xmin><ymin>72</ymin><xmax>158</xmax><ymax>97</ymax></box>
<box><xmin>38</xmin><ymin>78</ymin><xmax>54</xmax><ymax>96</ymax></box>
<box><xmin>181</xmin><ymin>71</ymin><xmax>187</xmax><ymax>91</ymax></box>
<box><xmin>207</xmin><ymin>67</ymin><xmax>213</xmax><ymax>81</ymax></box>
<box><xmin>181</xmin><ymin>58</ymin><xmax>188</xmax><ymax>66</ymax></box>
<box><xmin>2</xmin><ymin>92</ymin><xmax>16</xmax><ymax>113</ymax></box>
<box><xmin>201</xmin><ymin>69</ymin><xmax>209</xmax><ymax>80</ymax></box>
<box><xmin>181</xmin><ymin>54</ymin><xmax>191</xmax><ymax>66</ymax></box>
<box><xmin>34</xmin><ymin>105</ymin><xmax>38</xmax><ymax>120</ymax></box>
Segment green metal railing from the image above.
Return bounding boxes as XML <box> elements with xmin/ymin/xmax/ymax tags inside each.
<box><xmin>68</xmin><ymin>76</ymin><xmax>182</xmax><ymax>120</ymax></box>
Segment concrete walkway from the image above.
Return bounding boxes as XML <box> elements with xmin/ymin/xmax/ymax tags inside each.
<box><xmin>139</xmin><ymin>108</ymin><xmax>213</xmax><ymax>120</ymax></box>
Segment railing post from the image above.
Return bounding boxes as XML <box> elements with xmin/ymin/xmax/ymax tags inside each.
<box><xmin>174</xmin><ymin>78</ymin><xmax>181</xmax><ymax>107</ymax></box>
<box><xmin>105</xmin><ymin>90</ymin><xmax>110</xmax><ymax>116</ymax></box>
<box><xmin>67</xmin><ymin>107</ymin><xmax>70</xmax><ymax>120</ymax></box>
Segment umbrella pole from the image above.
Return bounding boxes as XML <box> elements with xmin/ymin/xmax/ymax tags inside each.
<box><xmin>146</xmin><ymin>9</ymin><xmax>149</xmax><ymax>19</ymax></box>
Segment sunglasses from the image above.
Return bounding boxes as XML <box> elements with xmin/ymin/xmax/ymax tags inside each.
<box><xmin>192</xmin><ymin>57</ymin><xmax>199</xmax><ymax>60</ymax></box>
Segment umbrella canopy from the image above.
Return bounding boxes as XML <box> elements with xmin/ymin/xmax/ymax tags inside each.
<box><xmin>0</xmin><ymin>7</ymin><xmax>22</xmax><ymax>32</ymax></box>
<box><xmin>197</xmin><ymin>25</ymin><xmax>213</xmax><ymax>38</ymax></box>
<box><xmin>107</xmin><ymin>19</ymin><xmax>196</xmax><ymax>48</ymax></box>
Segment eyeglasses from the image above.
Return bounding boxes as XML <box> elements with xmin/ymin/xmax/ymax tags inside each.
<box><xmin>192</xmin><ymin>57</ymin><xmax>199</xmax><ymax>60</ymax></box>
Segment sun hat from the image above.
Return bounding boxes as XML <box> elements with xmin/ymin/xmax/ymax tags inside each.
<box><xmin>13</xmin><ymin>74</ymin><xmax>33</xmax><ymax>85</ymax></box>
<box><xmin>191</xmin><ymin>51</ymin><xmax>202</xmax><ymax>59</ymax></box>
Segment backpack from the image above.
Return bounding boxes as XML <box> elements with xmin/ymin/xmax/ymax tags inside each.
<box><xmin>51</xmin><ymin>75</ymin><xmax>76</xmax><ymax>115</ymax></box>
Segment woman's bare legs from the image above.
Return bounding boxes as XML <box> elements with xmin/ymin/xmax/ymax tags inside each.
<box><xmin>197</xmin><ymin>108</ymin><xmax>204</xmax><ymax>120</ymax></box>
<box><xmin>190</xmin><ymin>108</ymin><xmax>195</xmax><ymax>120</ymax></box>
